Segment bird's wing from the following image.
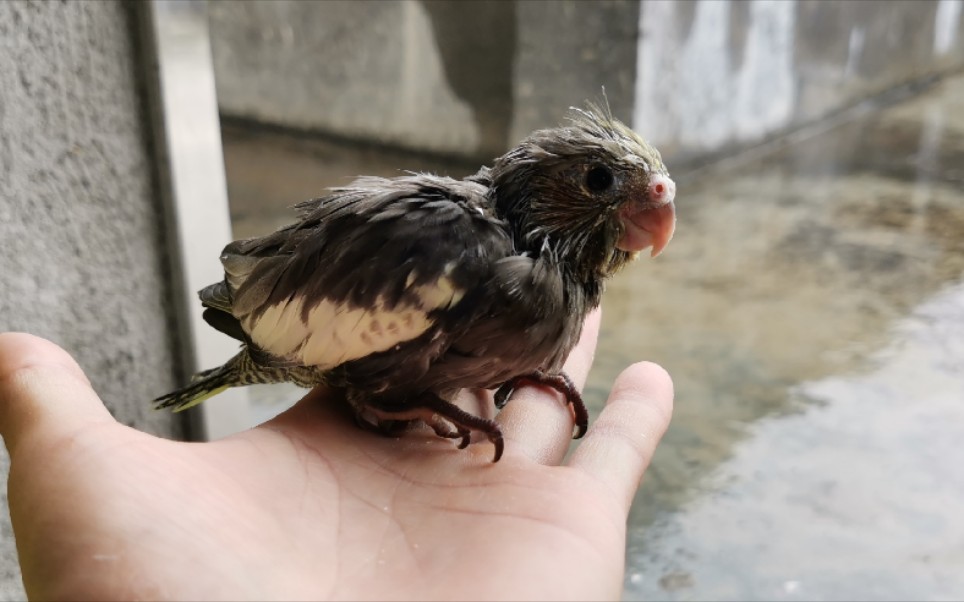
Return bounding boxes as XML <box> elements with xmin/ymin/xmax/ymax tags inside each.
<box><xmin>218</xmin><ymin>175</ymin><xmax>510</xmax><ymax>369</ymax></box>
<box><xmin>410</xmin><ymin>251</ymin><xmax>578</xmax><ymax>392</ymax></box>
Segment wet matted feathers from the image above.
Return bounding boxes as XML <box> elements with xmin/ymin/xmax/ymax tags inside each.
<box><xmin>153</xmin><ymin>104</ymin><xmax>677</xmax><ymax>461</ymax></box>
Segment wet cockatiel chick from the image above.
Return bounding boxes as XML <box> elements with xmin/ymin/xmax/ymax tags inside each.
<box><xmin>153</xmin><ymin>104</ymin><xmax>677</xmax><ymax>461</ymax></box>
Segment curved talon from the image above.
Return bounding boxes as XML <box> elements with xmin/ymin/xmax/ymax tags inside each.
<box><xmin>492</xmin><ymin>371</ymin><xmax>589</xmax><ymax>439</ymax></box>
<box><xmin>553</xmin><ymin>371</ymin><xmax>589</xmax><ymax>439</ymax></box>
<box><xmin>488</xmin><ymin>429</ymin><xmax>504</xmax><ymax>463</ymax></box>
<box><xmin>456</xmin><ymin>427</ymin><xmax>472</xmax><ymax>450</ymax></box>
<box><xmin>419</xmin><ymin>394</ymin><xmax>504</xmax><ymax>461</ymax></box>
<box><xmin>364</xmin><ymin>393</ymin><xmax>505</xmax><ymax>461</ymax></box>
<box><xmin>494</xmin><ymin>381</ymin><xmax>515</xmax><ymax>409</ymax></box>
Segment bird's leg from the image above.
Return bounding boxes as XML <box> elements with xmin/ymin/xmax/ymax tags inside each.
<box><xmin>360</xmin><ymin>393</ymin><xmax>504</xmax><ymax>462</ymax></box>
<box><xmin>493</xmin><ymin>370</ymin><xmax>589</xmax><ymax>439</ymax></box>
<box><xmin>417</xmin><ymin>393</ymin><xmax>504</xmax><ymax>461</ymax></box>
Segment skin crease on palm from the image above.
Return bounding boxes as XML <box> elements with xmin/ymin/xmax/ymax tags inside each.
<box><xmin>0</xmin><ymin>308</ymin><xmax>673</xmax><ymax>601</ymax></box>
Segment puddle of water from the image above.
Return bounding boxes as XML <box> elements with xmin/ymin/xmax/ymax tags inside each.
<box><xmin>624</xmin><ymin>281</ymin><xmax>964</xmax><ymax>601</ymax></box>
<box><xmin>605</xmin><ymin>75</ymin><xmax>964</xmax><ymax>599</ymax></box>
<box><xmin>220</xmin><ymin>74</ymin><xmax>964</xmax><ymax>600</ymax></box>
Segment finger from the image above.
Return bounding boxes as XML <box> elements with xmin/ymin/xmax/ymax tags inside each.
<box><xmin>567</xmin><ymin>361</ymin><xmax>673</xmax><ymax>512</ymax></box>
<box><xmin>0</xmin><ymin>333</ymin><xmax>114</xmax><ymax>458</ymax></box>
<box><xmin>496</xmin><ymin>308</ymin><xmax>601</xmax><ymax>464</ymax></box>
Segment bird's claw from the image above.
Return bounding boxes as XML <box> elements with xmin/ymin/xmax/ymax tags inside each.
<box><xmin>363</xmin><ymin>393</ymin><xmax>505</xmax><ymax>462</ymax></box>
<box><xmin>493</xmin><ymin>382</ymin><xmax>514</xmax><ymax>409</ymax></box>
<box><xmin>493</xmin><ymin>371</ymin><xmax>589</xmax><ymax>439</ymax></box>
<box><xmin>420</xmin><ymin>394</ymin><xmax>503</xmax><ymax>461</ymax></box>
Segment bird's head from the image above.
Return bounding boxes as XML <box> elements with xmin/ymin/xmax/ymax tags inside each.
<box><xmin>488</xmin><ymin>104</ymin><xmax>676</xmax><ymax>281</ymax></box>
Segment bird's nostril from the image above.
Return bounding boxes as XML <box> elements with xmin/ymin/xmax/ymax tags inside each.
<box><xmin>649</xmin><ymin>176</ymin><xmax>676</xmax><ymax>204</ymax></box>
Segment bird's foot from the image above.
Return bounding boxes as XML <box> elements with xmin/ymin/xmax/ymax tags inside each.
<box><xmin>419</xmin><ymin>394</ymin><xmax>500</xmax><ymax>458</ymax></box>
<box><xmin>493</xmin><ymin>370</ymin><xmax>588</xmax><ymax>439</ymax></box>
<box><xmin>357</xmin><ymin>394</ymin><xmax>503</xmax><ymax>462</ymax></box>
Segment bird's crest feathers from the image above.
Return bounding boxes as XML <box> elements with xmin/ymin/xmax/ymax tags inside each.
<box><xmin>564</xmin><ymin>101</ymin><xmax>663</xmax><ymax>173</ymax></box>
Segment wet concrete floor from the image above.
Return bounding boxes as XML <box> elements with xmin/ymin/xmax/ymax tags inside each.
<box><xmin>221</xmin><ymin>72</ymin><xmax>964</xmax><ymax>601</ymax></box>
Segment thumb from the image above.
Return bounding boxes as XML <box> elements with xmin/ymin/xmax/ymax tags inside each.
<box><xmin>0</xmin><ymin>333</ymin><xmax>114</xmax><ymax>458</ymax></box>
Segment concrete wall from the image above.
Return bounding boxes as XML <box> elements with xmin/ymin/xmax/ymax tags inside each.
<box><xmin>636</xmin><ymin>0</ymin><xmax>964</xmax><ymax>160</ymax></box>
<box><xmin>0</xmin><ymin>2</ymin><xmax>188</xmax><ymax>597</ymax></box>
<box><xmin>208</xmin><ymin>1</ymin><xmax>482</xmax><ymax>157</ymax></box>
<box><xmin>510</xmin><ymin>0</ymin><xmax>639</xmax><ymax>154</ymax></box>
<box><xmin>208</xmin><ymin>0</ymin><xmax>638</xmax><ymax>161</ymax></box>
<box><xmin>208</xmin><ymin>0</ymin><xmax>964</xmax><ymax>163</ymax></box>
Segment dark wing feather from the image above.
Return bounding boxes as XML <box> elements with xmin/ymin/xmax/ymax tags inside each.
<box><xmin>201</xmin><ymin>307</ymin><xmax>246</xmax><ymax>342</ymax></box>
<box><xmin>209</xmin><ymin>174</ymin><xmax>511</xmax><ymax>371</ymax></box>
<box><xmin>337</xmin><ymin>250</ymin><xmax>583</xmax><ymax>399</ymax></box>
<box><xmin>411</xmin><ymin>252</ymin><xmax>580</xmax><ymax>394</ymax></box>
<box><xmin>198</xmin><ymin>280</ymin><xmax>233</xmax><ymax>312</ymax></box>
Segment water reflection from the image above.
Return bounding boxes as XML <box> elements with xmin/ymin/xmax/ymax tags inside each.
<box><xmin>623</xmin><ymin>281</ymin><xmax>964</xmax><ymax>601</ymax></box>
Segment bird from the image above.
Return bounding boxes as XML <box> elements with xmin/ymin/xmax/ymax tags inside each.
<box><xmin>153</xmin><ymin>102</ymin><xmax>676</xmax><ymax>462</ymax></box>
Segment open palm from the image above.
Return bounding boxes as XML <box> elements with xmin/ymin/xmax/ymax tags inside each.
<box><xmin>0</xmin><ymin>311</ymin><xmax>673</xmax><ymax>601</ymax></box>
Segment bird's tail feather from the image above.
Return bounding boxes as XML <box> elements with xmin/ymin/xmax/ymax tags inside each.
<box><xmin>153</xmin><ymin>359</ymin><xmax>239</xmax><ymax>412</ymax></box>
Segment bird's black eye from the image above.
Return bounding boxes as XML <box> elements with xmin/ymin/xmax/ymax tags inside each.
<box><xmin>586</xmin><ymin>165</ymin><xmax>614</xmax><ymax>193</ymax></box>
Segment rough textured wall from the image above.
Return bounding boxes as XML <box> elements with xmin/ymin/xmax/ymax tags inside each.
<box><xmin>0</xmin><ymin>2</ymin><xmax>187</xmax><ymax>597</ymax></box>
<box><xmin>209</xmin><ymin>0</ymin><xmax>964</xmax><ymax>163</ymax></box>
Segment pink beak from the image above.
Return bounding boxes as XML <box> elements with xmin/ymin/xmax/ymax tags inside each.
<box><xmin>617</xmin><ymin>173</ymin><xmax>677</xmax><ymax>257</ymax></box>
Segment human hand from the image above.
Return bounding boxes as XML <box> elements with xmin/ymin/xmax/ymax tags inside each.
<box><xmin>0</xmin><ymin>310</ymin><xmax>673</xmax><ymax>601</ymax></box>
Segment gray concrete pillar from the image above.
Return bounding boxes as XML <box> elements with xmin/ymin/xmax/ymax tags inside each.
<box><xmin>0</xmin><ymin>2</ymin><xmax>191</xmax><ymax>595</ymax></box>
